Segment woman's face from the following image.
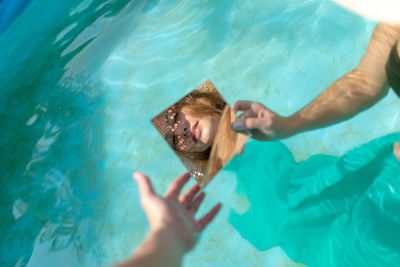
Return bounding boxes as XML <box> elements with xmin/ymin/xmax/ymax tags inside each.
<box><xmin>164</xmin><ymin>108</ymin><xmax>220</xmax><ymax>153</ymax></box>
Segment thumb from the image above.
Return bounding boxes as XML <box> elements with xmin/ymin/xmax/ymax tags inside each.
<box><xmin>133</xmin><ymin>172</ymin><xmax>155</xmax><ymax>199</ymax></box>
<box><xmin>231</xmin><ymin>118</ymin><xmax>260</xmax><ymax>131</ymax></box>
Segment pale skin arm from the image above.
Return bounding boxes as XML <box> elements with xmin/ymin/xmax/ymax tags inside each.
<box><xmin>115</xmin><ymin>172</ymin><xmax>221</xmax><ymax>267</ymax></box>
<box><xmin>231</xmin><ymin>23</ymin><xmax>400</xmax><ymax>140</ymax></box>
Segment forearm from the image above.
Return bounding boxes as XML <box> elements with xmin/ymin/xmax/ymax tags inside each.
<box><xmin>115</xmin><ymin>229</ymin><xmax>184</xmax><ymax>267</ymax></box>
<box><xmin>286</xmin><ymin>68</ymin><xmax>388</xmax><ymax>135</ymax></box>
<box><xmin>284</xmin><ymin>23</ymin><xmax>400</xmax><ymax>136</ymax></box>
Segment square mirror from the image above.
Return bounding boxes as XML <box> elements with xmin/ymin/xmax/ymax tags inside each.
<box><xmin>151</xmin><ymin>80</ymin><xmax>249</xmax><ymax>186</ymax></box>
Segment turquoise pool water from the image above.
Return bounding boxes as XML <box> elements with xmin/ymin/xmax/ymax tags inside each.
<box><xmin>1</xmin><ymin>0</ymin><xmax>400</xmax><ymax>266</ymax></box>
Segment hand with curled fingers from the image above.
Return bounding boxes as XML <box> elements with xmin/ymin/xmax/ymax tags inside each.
<box><xmin>231</xmin><ymin>100</ymin><xmax>293</xmax><ymax>141</ymax></box>
<box><xmin>133</xmin><ymin>172</ymin><xmax>221</xmax><ymax>253</ymax></box>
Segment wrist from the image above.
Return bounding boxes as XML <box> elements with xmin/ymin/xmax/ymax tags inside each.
<box><xmin>128</xmin><ymin>228</ymin><xmax>184</xmax><ymax>267</ymax></box>
<box><xmin>282</xmin><ymin>114</ymin><xmax>302</xmax><ymax>138</ymax></box>
<box><xmin>148</xmin><ymin>227</ymin><xmax>187</xmax><ymax>256</ymax></box>
<box><xmin>150</xmin><ymin>218</ymin><xmax>197</xmax><ymax>253</ymax></box>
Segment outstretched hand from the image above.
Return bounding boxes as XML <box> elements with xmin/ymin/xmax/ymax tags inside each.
<box><xmin>231</xmin><ymin>100</ymin><xmax>293</xmax><ymax>141</ymax></box>
<box><xmin>133</xmin><ymin>172</ymin><xmax>221</xmax><ymax>253</ymax></box>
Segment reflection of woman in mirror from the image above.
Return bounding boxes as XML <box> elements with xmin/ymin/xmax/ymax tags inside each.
<box><xmin>152</xmin><ymin>81</ymin><xmax>248</xmax><ymax>186</ymax></box>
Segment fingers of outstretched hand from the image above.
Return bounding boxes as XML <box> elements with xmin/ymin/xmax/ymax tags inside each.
<box><xmin>165</xmin><ymin>172</ymin><xmax>191</xmax><ymax>199</ymax></box>
<box><xmin>133</xmin><ymin>172</ymin><xmax>155</xmax><ymax>199</ymax></box>
<box><xmin>197</xmin><ymin>203</ymin><xmax>222</xmax><ymax>231</ymax></box>
<box><xmin>188</xmin><ymin>191</ymin><xmax>205</xmax><ymax>214</ymax></box>
<box><xmin>180</xmin><ymin>184</ymin><xmax>201</xmax><ymax>206</ymax></box>
<box><xmin>394</xmin><ymin>142</ymin><xmax>400</xmax><ymax>161</ymax></box>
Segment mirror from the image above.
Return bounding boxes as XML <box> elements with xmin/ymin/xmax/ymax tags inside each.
<box><xmin>151</xmin><ymin>80</ymin><xmax>249</xmax><ymax>186</ymax></box>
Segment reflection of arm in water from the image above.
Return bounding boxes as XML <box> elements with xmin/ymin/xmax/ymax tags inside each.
<box><xmin>115</xmin><ymin>172</ymin><xmax>221</xmax><ymax>267</ymax></box>
<box><xmin>231</xmin><ymin>23</ymin><xmax>400</xmax><ymax>140</ymax></box>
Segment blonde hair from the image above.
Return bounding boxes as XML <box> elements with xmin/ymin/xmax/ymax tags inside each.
<box><xmin>173</xmin><ymin>89</ymin><xmax>227</xmax><ymax>178</ymax></box>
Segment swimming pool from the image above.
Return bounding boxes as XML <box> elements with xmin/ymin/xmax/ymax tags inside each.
<box><xmin>1</xmin><ymin>0</ymin><xmax>400</xmax><ymax>266</ymax></box>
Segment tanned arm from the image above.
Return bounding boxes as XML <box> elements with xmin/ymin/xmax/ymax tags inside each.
<box><xmin>287</xmin><ymin>23</ymin><xmax>400</xmax><ymax>135</ymax></box>
<box><xmin>231</xmin><ymin>23</ymin><xmax>400</xmax><ymax>141</ymax></box>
